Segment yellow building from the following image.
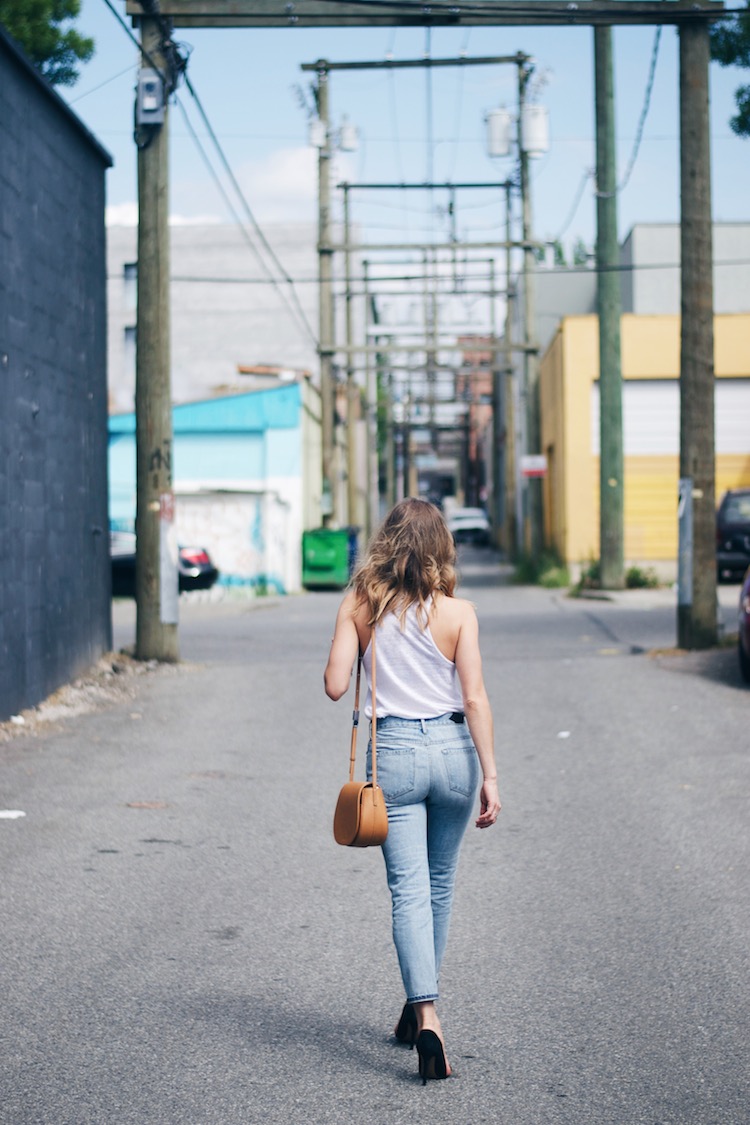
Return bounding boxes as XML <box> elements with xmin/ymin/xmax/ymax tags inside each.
<box><xmin>539</xmin><ymin>314</ymin><xmax>750</xmax><ymax>571</ymax></box>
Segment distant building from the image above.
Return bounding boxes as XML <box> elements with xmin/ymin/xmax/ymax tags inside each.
<box><xmin>516</xmin><ymin>222</ymin><xmax>750</xmax><ymax>571</ymax></box>
<box><xmin>109</xmin><ymin>379</ymin><xmax>321</xmax><ymax>594</ymax></box>
<box><xmin>540</xmin><ymin>313</ymin><xmax>750</xmax><ymax>571</ymax></box>
<box><xmin>107</xmin><ymin>221</ymin><xmax>342</xmax><ymax>411</ymax></box>
<box><xmin>620</xmin><ymin>222</ymin><xmax>750</xmax><ymax>315</ymax></box>
<box><xmin>106</xmin><ymin>221</ymin><xmax>365</xmax><ymax>538</ymax></box>
<box><xmin>515</xmin><ymin>220</ymin><xmax>750</xmax><ymax>355</ymax></box>
<box><xmin>456</xmin><ymin>336</ymin><xmax>494</xmax><ymax>507</ymax></box>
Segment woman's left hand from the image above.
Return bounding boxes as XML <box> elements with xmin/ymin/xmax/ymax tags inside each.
<box><xmin>475</xmin><ymin>778</ymin><xmax>501</xmax><ymax>828</ymax></box>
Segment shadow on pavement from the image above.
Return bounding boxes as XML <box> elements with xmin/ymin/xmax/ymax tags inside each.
<box><xmin>650</xmin><ymin>643</ymin><xmax>747</xmax><ymax>692</ymax></box>
<box><xmin>183</xmin><ymin>991</ymin><xmax>421</xmax><ymax>1084</ymax></box>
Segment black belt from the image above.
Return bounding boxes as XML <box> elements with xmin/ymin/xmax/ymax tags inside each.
<box><xmin>449</xmin><ymin>711</ymin><xmax>465</xmax><ymax>724</ymax></box>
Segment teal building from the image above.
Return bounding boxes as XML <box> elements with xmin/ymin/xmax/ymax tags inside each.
<box><xmin>109</xmin><ymin>380</ymin><xmax>321</xmax><ymax>594</ymax></box>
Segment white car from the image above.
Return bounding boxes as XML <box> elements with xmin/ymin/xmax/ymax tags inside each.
<box><xmin>446</xmin><ymin>507</ymin><xmax>491</xmax><ymax>546</ymax></box>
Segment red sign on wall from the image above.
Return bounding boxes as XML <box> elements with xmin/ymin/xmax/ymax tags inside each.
<box><xmin>521</xmin><ymin>455</ymin><xmax>548</xmax><ymax>479</ymax></box>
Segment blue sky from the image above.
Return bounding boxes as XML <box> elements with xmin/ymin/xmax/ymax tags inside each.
<box><xmin>64</xmin><ymin>1</ymin><xmax>749</xmax><ymax>256</ymax></box>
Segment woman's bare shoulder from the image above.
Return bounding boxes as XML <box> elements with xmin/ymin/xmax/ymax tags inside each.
<box><xmin>436</xmin><ymin>594</ymin><xmax>479</xmax><ymax>621</ymax></box>
<box><xmin>432</xmin><ymin>594</ymin><xmax>477</xmax><ymax>624</ymax></box>
<box><xmin>337</xmin><ymin>589</ymin><xmax>367</xmax><ymax>618</ymax></box>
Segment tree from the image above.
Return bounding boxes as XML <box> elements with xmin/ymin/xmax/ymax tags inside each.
<box><xmin>711</xmin><ymin>0</ymin><xmax>750</xmax><ymax>136</ymax></box>
<box><xmin>0</xmin><ymin>0</ymin><xmax>94</xmax><ymax>87</ymax></box>
<box><xmin>572</xmin><ymin>237</ymin><xmax>591</xmax><ymax>267</ymax></box>
<box><xmin>534</xmin><ymin>239</ymin><xmax>568</xmax><ymax>267</ymax></box>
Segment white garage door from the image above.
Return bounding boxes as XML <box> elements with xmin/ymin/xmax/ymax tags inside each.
<box><xmin>590</xmin><ymin>379</ymin><xmax>750</xmax><ymax>455</ymax></box>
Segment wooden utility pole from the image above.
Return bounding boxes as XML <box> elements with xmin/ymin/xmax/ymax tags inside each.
<box><xmin>422</xmin><ymin>250</ymin><xmax>438</xmax><ymax>450</ymax></box>
<box><xmin>518</xmin><ymin>63</ymin><xmax>541</xmax><ymax>557</ymax></box>
<box><xmin>129</xmin><ymin>3</ymin><xmax>724</xmax><ymax>30</ymax></box>
<box><xmin>135</xmin><ymin>15</ymin><xmax>178</xmax><ymax>662</ymax></box>
<box><xmin>594</xmin><ymin>25</ymin><xmax>625</xmax><ymax>589</ymax></box>
<box><xmin>316</xmin><ymin>64</ymin><xmax>336</xmax><ymax>527</ymax></box>
<box><xmin>343</xmin><ymin>185</ymin><xmax>358</xmax><ymax>528</ymax></box>
<box><xmin>504</xmin><ymin>183</ymin><xmax>519</xmax><ymax>556</ymax></box>
<box><xmin>362</xmin><ymin>261</ymin><xmax>380</xmax><ymax>536</ymax></box>
<box><xmin>489</xmin><ymin>258</ymin><xmax>505</xmax><ymax>548</ymax></box>
<box><xmin>678</xmin><ymin>22</ymin><xmax>717</xmax><ymax>648</ymax></box>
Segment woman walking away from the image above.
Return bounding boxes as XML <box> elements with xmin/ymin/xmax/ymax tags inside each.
<box><xmin>324</xmin><ymin>498</ymin><xmax>501</xmax><ymax>1084</ymax></box>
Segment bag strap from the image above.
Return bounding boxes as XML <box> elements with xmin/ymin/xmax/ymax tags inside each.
<box><xmin>349</xmin><ymin>626</ymin><xmax>377</xmax><ymax>785</ymax></box>
<box><xmin>371</xmin><ymin>628</ymin><xmax>377</xmax><ymax>786</ymax></box>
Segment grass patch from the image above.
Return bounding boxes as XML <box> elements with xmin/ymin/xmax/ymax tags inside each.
<box><xmin>572</xmin><ymin>558</ymin><xmax>662</xmax><ymax>595</ymax></box>
<box><xmin>625</xmin><ymin>565</ymin><xmax>661</xmax><ymax>589</ymax></box>
<box><xmin>514</xmin><ymin>551</ymin><xmax>571</xmax><ymax>588</ymax></box>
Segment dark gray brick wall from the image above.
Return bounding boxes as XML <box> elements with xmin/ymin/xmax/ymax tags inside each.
<box><xmin>0</xmin><ymin>30</ymin><xmax>112</xmax><ymax>721</ymax></box>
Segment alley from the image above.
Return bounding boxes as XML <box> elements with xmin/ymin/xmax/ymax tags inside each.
<box><xmin>1</xmin><ymin>561</ymin><xmax>748</xmax><ymax>1125</ymax></box>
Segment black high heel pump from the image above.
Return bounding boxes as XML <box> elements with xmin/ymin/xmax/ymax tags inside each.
<box><xmin>394</xmin><ymin>1002</ymin><xmax>418</xmax><ymax>1048</ymax></box>
<box><xmin>416</xmin><ymin>1029</ymin><xmax>449</xmax><ymax>1085</ymax></box>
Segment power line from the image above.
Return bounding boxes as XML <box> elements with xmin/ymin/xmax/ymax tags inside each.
<box><xmin>173</xmin><ymin>97</ymin><xmax>316</xmax><ymax>346</ymax></box>
<box><xmin>99</xmin><ymin>0</ymin><xmax>317</xmax><ymax>348</ymax></box>
<box><xmin>596</xmin><ymin>25</ymin><xmax>663</xmax><ymax>198</ymax></box>
<box><xmin>68</xmin><ymin>64</ymin><xmax>136</xmax><ymax>104</ymax></box>
<box><xmin>108</xmin><ymin>256</ymin><xmax>750</xmax><ymax>287</ymax></box>
<box><xmin>100</xmin><ymin>0</ymin><xmax>161</xmax><ymax>73</ymax></box>
<box><xmin>425</xmin><ymin>28</ymin><xmax>435</xmax><ymax>187</ymax></box>
<box><xmin>387</xmin><ymin>70</ymin><xmax>406</xmax><ymax>184</ymax></box>
<box><xmin>447</xmin><ymin>58</ymin><xmax>467</xmax><ymax>182</ymax></box>
<box><xmin>552</xmin><ymin>27</ymin><xmax>662</xmax><ymax>236</ymax></box>
<box><xmin>287</xmin><ymin>0</ymin><xmax>744</xmax><ymax>16</ymax></box>
<box><xmin>181</xmin><ymin>71</ymin><xmax>317</xmax><ymax>345</ymax></box>
<box><xmin>553</xmin><ymin>169</ymin><xmax>594</xmax><ymax>241</ymax></box>
<box><xmin>100</xmin><ymin>0</ymin><xmax>185</xmax><ymax>93</ymax></box>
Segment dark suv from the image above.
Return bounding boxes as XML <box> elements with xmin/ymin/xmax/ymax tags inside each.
<box><xmin>716</xmin><ymin>489</ymin><xmax>750</xmax><ymax>581</ymax></box>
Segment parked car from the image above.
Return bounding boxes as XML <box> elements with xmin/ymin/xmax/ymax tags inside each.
<box><xmin>738</xmin><ymin>566</ymin><xmax>750</xmax><ymax>685</ymax></box>
<box><xmin>446</xmin><ymin>506</ymin><xmax>491</xmax><ymax>546</ymax></box>
<box><xmin>110</xmin><ymin>532</ymin><xmax>219</xmax><ymax>597</ymax></box>
<box><xmin>717</xmin><ymin>489</ymin><xmax>750</xmax><ymax>581</ymax></box>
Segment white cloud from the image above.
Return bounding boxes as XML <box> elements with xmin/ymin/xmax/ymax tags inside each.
<box><xmin>234</xmin><ymin>146</ymin><xmax>319</xmax><ymax>223</ymax></box>
<box><xmin>106</xmin><ymin>201</ymin><xmax>138</xmax><ymax>226</ymax></box>
<box><xmin>106</xmin><ymin>202</ymin><xmax>224</xmax><ymax>227</ymax></box>
<box><xmin>230</xmin><ymin>145</ymin><xmax>357</xmax><ymax>223</ymax></box>
<box><xmin>107</xmin><ymin>146</ymin><xmax>356</xmax><ymax>228</ymax></box>
<box><xmin>176</xmin><ymin>145</ymin><xmax>355</xmax><ymax>224</ymax></box>
<box><xmin>169</xmin><ymin>213</ymin><xmax>224</xmax><ymax>226</ymax></box>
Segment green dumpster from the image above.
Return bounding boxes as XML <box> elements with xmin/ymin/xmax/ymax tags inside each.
<box><xmin>302</xmin><ymin>528</ymin><xmax>351</xmax><ymax>589</ymax></box>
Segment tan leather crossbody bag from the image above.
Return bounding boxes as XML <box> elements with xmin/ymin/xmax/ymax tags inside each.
<box><xmin>333</xmin><ymin>629</ymin><xmax>388</xmax><ymax>848</ymax></box>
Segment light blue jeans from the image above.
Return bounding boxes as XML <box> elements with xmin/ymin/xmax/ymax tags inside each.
<box><xmin>367</xmin><ymin>714</ymin><xmax>480</xmax><ymax>1003</ymax></box>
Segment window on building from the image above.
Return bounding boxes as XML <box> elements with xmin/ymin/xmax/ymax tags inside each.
<box><xmin>124</xmin><ymin>325</ymin><xmax>136</xmax><ymax>384</ymax></box>
<box><xmin>123</xmin><ymin>262</ymin><xmax>137</xmax><ymax>311</ymax></box>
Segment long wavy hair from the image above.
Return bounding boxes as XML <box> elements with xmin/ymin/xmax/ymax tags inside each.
<box><xmin>351</xmin><ymin>498</ymin><xmax>457</xmax><ymax>627</ymax></box>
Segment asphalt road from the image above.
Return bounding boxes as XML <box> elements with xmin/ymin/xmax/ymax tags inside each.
<box><xmin>1</xmin><ymin>556</ymin><xmax>748</xmax><ymax>1125</ymax></box>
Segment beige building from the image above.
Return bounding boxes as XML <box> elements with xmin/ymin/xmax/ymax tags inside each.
<box><xmin>539</xmin><ymin>313</ymin><xmax>750</xmax><ymax>570</ymax></box>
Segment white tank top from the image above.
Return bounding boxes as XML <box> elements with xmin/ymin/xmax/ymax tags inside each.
<box><xmin>362</xmin><ymin>599</ymin><xmax>463</xmax><ymax>719</ymax></box>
